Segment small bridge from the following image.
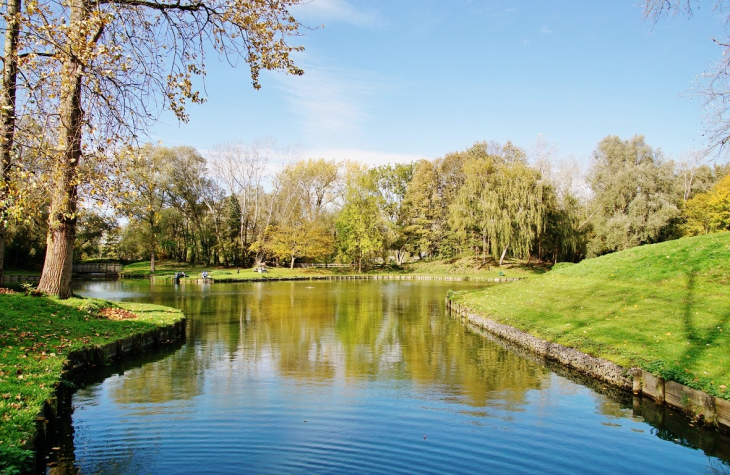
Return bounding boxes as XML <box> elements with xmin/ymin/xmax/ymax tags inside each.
<box><xmin>0</xmin><ymin>263</ymin><xmax>122</xmax><ymax>285</ymax></box>
<box><xmin>72</xmin><ymin>263</ymin><xmax>122</xmax><ymax>276</ymax></box>
<box><xmin>2</xmin><ymin>274</ymin><xmax>40</xmax><ymax>283</ymax></box>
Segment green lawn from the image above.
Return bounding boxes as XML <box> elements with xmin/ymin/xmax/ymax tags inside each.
<box><xmin>394</xmin><ymin>256</ymin><xmax>547</xmax><ymax>278</ymax></box>
<box><xmin>0</xmin><ymin>293</ymin><xmax>184</xmax><ymax>474</ymax></box>
<box><xmin>450</xmin><ymin>232</ymin><xmax>730</xmax><ymax>400</ymax></box>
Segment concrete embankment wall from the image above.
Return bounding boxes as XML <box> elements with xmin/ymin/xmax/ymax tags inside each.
<box><xmin>446</xmin><ymin>298</ymin><xmax>730</xmax><ymax>433</ymax></box>
<box><xmin>32</xmin><ymin>319</ymin><xmax>187</xmax><ymax>473</ymax></box>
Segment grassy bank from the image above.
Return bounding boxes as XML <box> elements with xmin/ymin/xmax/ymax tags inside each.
<box><xmin>0</xmin><ymin>293</ymin><xmax>184</xmax><ymax>474</ymax></box>
<box><xmin>393</xmin><ymin>256</ymin><xmax>546</xmax><ymax>278</ymax></box>
<box><xmin>450</xmin><ymin>232</ymin><xmax>730</xmax><ymax>400</ymax></box>
<box><xmin>120</xmin><ymin>256</ymin><xmax>546</xmax><ymax>281</ymax></box>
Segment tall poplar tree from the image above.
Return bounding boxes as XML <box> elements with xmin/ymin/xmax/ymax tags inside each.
<box><xmin>403</xmin><ymin>160</ymin><xmax>440</xmax><ymax>258</ymax></box>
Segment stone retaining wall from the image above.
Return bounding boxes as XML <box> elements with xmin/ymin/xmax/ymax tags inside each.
<box><xmin>32</xmin><ymin>318</ymin><xmax>186</xmax><ymax>473</ymax></box>
<box><xmin>446</xmin><ymin>297</ymin><xmax>730</xmax><ymax>433</ymax></box>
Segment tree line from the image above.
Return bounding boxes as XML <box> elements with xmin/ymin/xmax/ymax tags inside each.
<box><xmin>2</xmin><ymin>0</ymin><xmax>729</xmax><ymax>299</ymax></box>
<box><xmin>5</xmin><ymin>134</ymin><xmax>727</xmax><ymax>274</ymax></box>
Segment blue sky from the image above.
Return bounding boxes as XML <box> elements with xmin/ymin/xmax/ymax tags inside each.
<box><xmin>149</xmin><ymin>0</ymin><xmax>723</xmax><ymax>165</ymax></box>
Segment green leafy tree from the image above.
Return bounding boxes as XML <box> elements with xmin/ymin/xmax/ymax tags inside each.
<box><xmin>74</xmin><ymin>211</ymin><xmax>117</xmax><ymax>260</ymax></box>
<box><xmin>117</xmin><ymin>145</ymin><xmax>173</xmax><ymax>272</ymax></box>
<box><xmin>371</xmin><ymin>163</ymin><xmax>414</xmax><ymax>265</ymax></box>
<box><xmin>431</xmin><ymin>140</ymin><xmax>529</xmax><ymax>259</ymax></box>
<box><xmin>586</xmin><ymin>135</ymin><xmax>680</xmax><ymax>256</ymax></box>
<box><xmin>450</xmin><ymin>156</ymin><xmax>547</xmax><ymax>266</ymax></box>
<box><xmin>541</xmin><ymin>194</ymin><xmax>588</xmax><ymax>263</ymax></box>
<box><xmin>403</xmin><ymin>160</ymin><xmax>441</xmax><ymax>259</ymax></box>
<box><xmin>166</xmin><ymin>146</ymin><xmax>215</xmax><ymax>264</ymax></box>
<box><xmin>336</xmin><ymin>167</ymin><xmax>384</xmax><ymax>272</ymax></box>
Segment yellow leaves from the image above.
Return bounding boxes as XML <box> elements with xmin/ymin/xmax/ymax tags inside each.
<box><xmin>683</xmin><ymin>174</ymin><xmax>730</xmax><ymax>235</ymax></box>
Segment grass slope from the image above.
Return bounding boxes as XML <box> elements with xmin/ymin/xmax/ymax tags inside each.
<box><xmin>398</xmin><ymin>256</ymin><xmax>546</xmax><ymax>278</ymax></box>
<box><xmin>0</xmin><ymin>294</ymin><xmax>184</xmax><ymax>474</ymax></box>
<box><xmin>452</xmin><ymin>232</ymin><xmax>730</xmax><ymax>400</ymax></box>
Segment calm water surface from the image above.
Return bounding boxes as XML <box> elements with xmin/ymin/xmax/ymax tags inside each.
<box><xmin>56</xmin><ymin>279</ymin><xmax>730</xmax><ymax>474</ymax></box>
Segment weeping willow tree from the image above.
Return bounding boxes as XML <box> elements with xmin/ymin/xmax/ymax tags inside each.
<box><xmin>450</xmin><ymin>156</ymin><xmax>547</xmax><ymax>266</ymax></box>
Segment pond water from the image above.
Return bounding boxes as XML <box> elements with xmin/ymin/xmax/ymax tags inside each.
<box><xmin>53</xmin><ymin>279</ymin><xmax>730</xmax><ymax>474</ymax></box>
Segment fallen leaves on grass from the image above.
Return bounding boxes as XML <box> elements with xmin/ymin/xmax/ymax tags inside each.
<box><xmin>99</xmin><ymin>308</ymin><xmax>138</xmax><ymax>321</ymax></box>
<box><xmin>0</xmin><ymin>288</ymin><xmax>17</xmax><ymax>294</ymax></box>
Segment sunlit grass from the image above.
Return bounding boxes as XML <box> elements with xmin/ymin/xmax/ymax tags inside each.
<box><xmin>451</xmin><ymin>232</ymin><xmax>730</xmax><ymax>399</ymax></box>
<box><xmin>393</xmin><ymin>256</ymin><xmax>547</xmax><ymax>278</ymax></box>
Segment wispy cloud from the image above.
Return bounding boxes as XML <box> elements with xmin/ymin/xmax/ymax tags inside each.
<box><xmin>292</xmin><ymin>0</ymin><xmax>381</xmax><ymax>28</ymax></box>
<box><xmin>539</xmin><ymin>25</ymin><xmax>553</xmax><ymax>34</ymax></box>
<box><xmin>275</xmin><ymin>64</ymin><xmax>379</xmax><ymax>141</ymax></box>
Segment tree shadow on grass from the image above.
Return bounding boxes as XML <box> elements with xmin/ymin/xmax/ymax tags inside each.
<box><xmin>678</xmin><ymin>269</ymin><xmax>729</xmax><ymax>373</ymax></box>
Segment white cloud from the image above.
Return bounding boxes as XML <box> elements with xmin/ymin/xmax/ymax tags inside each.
<box><xmin>539</xmin><ymin>25</ymin><xmax>553</xmax><ymax>34</ymax></box>
<box><xmin>292</xmin><ymin>0</ymin><xmax>381</xmax><ymax>28</ymax></box>
<box><xmin>275</xmin><ymin>64</ymin><xmax>379</xmax><ymax>141</ymax></box>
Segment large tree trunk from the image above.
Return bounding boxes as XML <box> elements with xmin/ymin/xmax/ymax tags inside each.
<box><xmin>0</xmin><ymin>0</ymin><xmax>21</xmax><ymax>286</ymax></box>
<box><xmin>290</xmin><ymin>256</ymin><xmax>295</xmax><ymax>269</ymax></box>
<box><xmin>38</xmin><ymin>0</ymin><xmax>85</xmax><ymax>298</ymax></box>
